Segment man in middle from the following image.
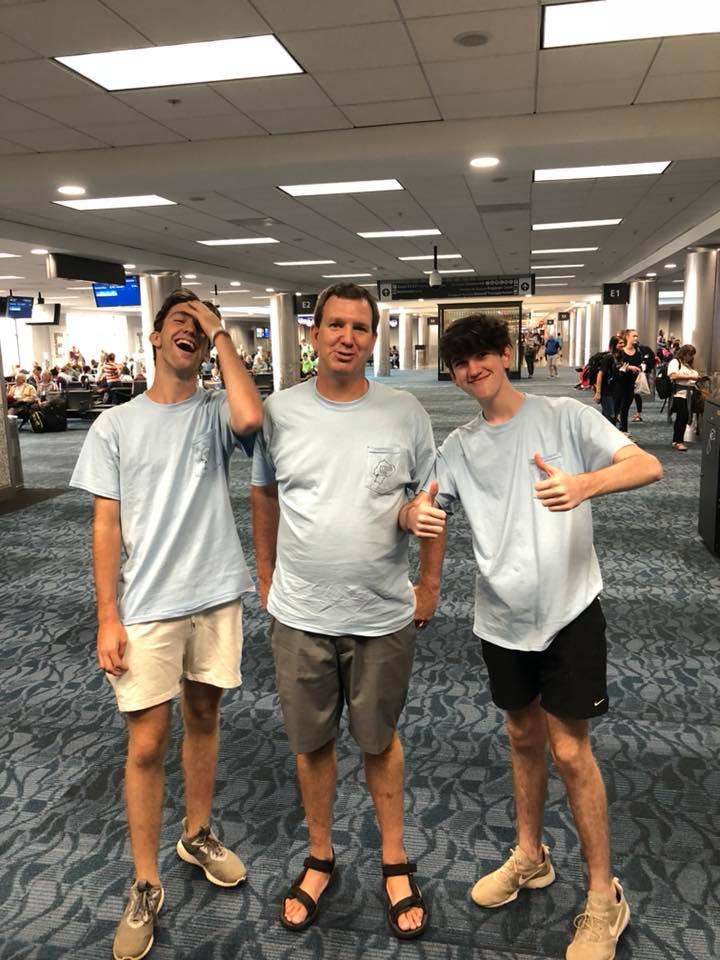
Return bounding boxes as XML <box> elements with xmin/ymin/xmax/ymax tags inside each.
<box><xmin>251</xmin><ymin>282</ymin><xmax>446</xmax><ymax>940</ymax></box>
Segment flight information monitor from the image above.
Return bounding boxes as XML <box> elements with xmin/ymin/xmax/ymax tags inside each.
<box><xmin>92</xmin><ymin>275</ymin><xmax>141</xmax><ymax>308</ymax></box>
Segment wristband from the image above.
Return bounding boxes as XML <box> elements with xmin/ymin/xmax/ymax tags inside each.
<box><xmin>211</xmin><ymin>327</ymin><xmax>231</xmax><ymax>348</ymax></box>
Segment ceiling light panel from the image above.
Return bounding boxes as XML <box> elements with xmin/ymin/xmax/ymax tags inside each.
<box><xmin>531</xmin><ymin>247</ymin><xmax>598</xmax><ymax>254</ymax></box>
<box><xmin>197</xmin><ymin>238</ymin><xmax>279</xmax><ymax>245</ymax></box>
<box><xmin>536</xmin><ymin>282</ymin><xmax>569</xmax><ymax>287</ymax></box>
<box><xmin>543</xmin><ymin>0</ymin><xmax>720</xmax><ymax>48</ymax></box>
<box><xmin>322</xmin><ymin>273</ymin><xmax>373</xmax><ymax>278</ymax></box>
<box><xmin>532</xmin><ymin>220</ymin><xmax>621</xmax><ymax>231</ymax></box>
<box><xmin>531</xmin><ymin>263</ymin><xmax>585</xmax><ymax>269</ymax></box>
<box><xmin>278</xmin><ymin>180</ymin><xmax>403</xmax><ymax>197</ymax></box>
<box><xmin>358</xmin><ymin>229</ymin><xmax>441</xmax><ymax>238</ymax></box>
<box><xmin>54</xmin><ymin>195</ymin><xmax>175</xmax><ymax>210</ymax></box>
<box><xmin>56</xmin><ymin>36</ymin><xmax>303</xmax><ymax>92</ymax></box>
<box><xmin>534</xmin><ymin>162</ymin><xmax>670</xmax><ymax>181</ymax></box>
<box><xmin>274</xmin><ymin>260</ymin><xmax>336</xmax><ymax>266</ymax></box>
<box><xmin>423</xmin><ymin>269</ymin><xmax>474</xmax><ymax>275</ymax></box>
<box><xmin>0</xmin><ymin>253</ymin><xmax>21</xmax><ymax>258</ymax></box>
<box><xmin>398</xmin><ymin>254</ymin><xmax>461</xmax><ymax>261</ymax></box>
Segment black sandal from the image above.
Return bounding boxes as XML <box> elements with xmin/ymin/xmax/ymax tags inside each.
<box><xmin>382</xmin><ymin>861</ymin><xmax>429</xmax><ymax>940</ymax></box>
<box><xmin>280</xmin><ymin>852</ymin><xmax>335</xmax><ymax>932</ymax></box>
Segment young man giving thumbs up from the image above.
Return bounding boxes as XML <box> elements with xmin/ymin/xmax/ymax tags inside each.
<box><xmin>426</xmin><ymin>315</ymin><xmax>661</xmax><ymax>960</ymax></box>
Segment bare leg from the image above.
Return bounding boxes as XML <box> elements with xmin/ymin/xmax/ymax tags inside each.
<box><xmin>506</xmin><ymin>699</ymin><xmax>548</xmax><ymax>864</ymax></box>
<box><xmin>546</xmin><ymin>714</ymin><xmax>613</xmax><ymax>899</ymax></box>
<box><xmin>364</xmin><ymin>733</ymin><xmax>424</xmax><ymax>933</ymax></box>
<box><xmin>125</xmin><ymin>702</ymin><xmax>171</xmax><ymax>886</ymax></box>
<box><xmin>181</xmin><ymin>680</ymin><xmax>223</xmax><ymax>835</ymax></box>
<box><xmin>283</xmin><ymin>739</ymin><xmax>336</xmax><ymax>925</ymax></box>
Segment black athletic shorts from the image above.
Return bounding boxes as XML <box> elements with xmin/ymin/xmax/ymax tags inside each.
<box><xmin>480</xmin><ymin>598</ymin><xmax>608</xmax><ymax>719</ymax></box>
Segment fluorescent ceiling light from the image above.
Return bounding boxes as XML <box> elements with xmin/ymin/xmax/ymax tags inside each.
<box><xmin>646</xmin><ymin>272</ymin><xmax>657</xmax><ymax>277</ymax></box>
<box><xmin>470</xmin><ymin>157</ymin><xmax>500</xmax><ymax>168</ymax></box>
<box><xmin>123</xmin><ymin>263</ymin><xmax>136</xmax><ymax>269</ymax></box>
<box><xmin>279</xmin><ymin>179</ymin><xmax>402</xmax><ymax>197</ymax></box>
<box><xmin>531</xmin><ymin>247</ymin><xmax>598</xmax><ymax>254</ymax></box>
<box><xmin>538</xmin><ymin>275</ymin><xmax>576</xmax><ymax>279</ymax></box>
<box><xmin>672</xmin><ymin>279</ymin><xmax>684</xmax><ymax>283</ymax></box>
<box><xmin>274</xmin><ymin>260</ymin><xmax>336</xmax><ymax>266</ymax></box>
<box><xmin>536</xmin><ymin>282</ymin><xmax>569</xmax><ymax>287</ymax></box>
<box><xmin>322</xmin><ymin>273</ymin><xmax>373</xmax><ymax>278</ymax></box>
<box><xmin>358</xmin><ymin>229</ymin><xmax>441</xmax><ymax>238</ymax></box>
<box><xmin>531</xmin><ymin>263</ymin><xmax>584</xmax><ymax>269</ymax></box>
<box><xmin>0</xmin><ymin>275</ymin><xmax>23</xmax><ymax>279</ymax></box>
<box><xmin>230</xmin><ymin>281</ymin><xmax>243</xmax><ymax>286</ymax></box>
<box><xmin>252</xmin><ymin>296</ymin><xmax>271</xmax><ymax>299</ymax></box>
<box><xmin>183</xmin><ymin>282</ymin><xmax>201</xmax><ymax>286</ymax></box>
<box><xmin>54</xmin><ymin>195</ymin><xmax>175</xmax><ymax>210</ymax></box>
<box><xmin>266</xmin><ymin>288</ymin><xmax>275</xmax><ymax>292</ymax></box>
<box><xmin>532</xmin><ymin>219</ymin><xmax>621</xmax><ymax>231</ymax></box>
<box><xmin>399</xmin><ymin>254</ymin><xmax>461</xmax><ymax>261</ymax></box>
<box><xmin>57</xmin><ymin>185</ymin><xmax>86</xmax><ymax>196</ymax></box>
<box><xmin>197</xmin><ymin>237</ymin><xmax>278</xmax><ymax>246</ymax></box>
<box><xmin>0</xmin><ymin>252</ymin><xmax>21</xmax><ymax>258</ymax></box>
<box><xmin>218</xmin><ymin>289</ymin><xmax>250</xmax><ymax>293</ymax></box>
<box><xmin>183</xmin><ymin>273</ymin><xmax>197</xmax><ymax>279</ymax></box>
<box><xmin>55</xmin><ymin>36</ymin><xmax>302</xmax><ymax>91</ymax></box>
<box><xmin>543</xmin><ymin>0</ymin><xmax>720</xmax><ymax>49</ymax></box>
<box><xmin>422</xmin><ymin>269</ymin><xmax>474</xmax><ymax>275</ymax></box>
<box><xmin>66</xmin><ymin>286</ymin><xmax>93</xmax><ymax>290</ymax></box>
<box><xmin>664</xmin><ymin>263</ymin><xmax>677</xmax><ymax>269</ymax></box>
<box><xmin>534</xmin><ymin>161</ymin><xmax>670</xmax><ymax>182</ymax></box>
<box><xmin>31</xmin><ymin>248</ymin><xmax>49</xmax><ymax>255</ymax></box>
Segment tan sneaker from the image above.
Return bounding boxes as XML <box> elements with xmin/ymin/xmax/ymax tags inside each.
<box><xmin>176</xmin><ymin>818</ymin><xmax>247</xmax><ymax>887</ymax></box>
<box><xmin>112</xmin><ymin>880</ymin><xmax>164</xmax><ymax>960</ymax></box>
<box><xmin>566</xmin><ymin>878</ymin><xmax>630</xmax><ymax>960</ymax></box>
<box><xmin>470</xmin><ymin>844</ymin><xmax>555</xmax><ymax>908</ymax></box>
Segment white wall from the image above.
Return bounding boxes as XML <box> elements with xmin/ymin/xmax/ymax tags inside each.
<box><xmin>63</xmin><ymin>310</ymin><xmax>132</xmax><ymax>364</ymax></box>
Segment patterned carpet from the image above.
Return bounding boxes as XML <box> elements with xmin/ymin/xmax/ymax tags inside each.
<box><xmin>1</xmin><ymin>365</ymin><xmax>718</xmax><ymax>960</ymax></box>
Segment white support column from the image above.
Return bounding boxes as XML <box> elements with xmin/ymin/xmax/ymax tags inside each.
<box><xmin>683</xmin><ymin>248</ymin><xmax>720</xmax><ymax>372</ymax></box>
<box><xmin>399</xmin><ymin>310</ymin><xmax>413</xmax><ymax>370</ymax></box>
<box><xmin>415</xmin><ymin>315</ymin><xmax>428</xmax><ymax>367</ymax></box>
<box><xmin>269</xmin><ymin>293</ymin><xmax>301</xmax><ymax>391</ymax></box>
<box><xmin>568</xmin><ymin>311</ymin><xmax>576</xmax><ymax>368</ymax></box>
<box><xmin>601</xmin><ymin>304</ymin><xmax>627</xmax><ymax>349</ymax></box>
<box><xmin>574</xmin><ymin>306</ymin><xmax>586</xmax><ymax>367</ymax></box>
<box><xmin>587</xmin><ymin>303</ymin><xmax>602</xmax><ymax>356</ymax></box>
<box><xmin>373</xmin><ymin>307</ymin><xmax>390</xmax><ymax>376</ymax></box>
<box><xmin>628</xmin><ymin>279</ymin><xmax>658</xmax><ymax>348</ymax></box>
<box><xmin>140</xmin><ymin>271</ymin><xmax>181</xmax><ymax>385</ymax></box>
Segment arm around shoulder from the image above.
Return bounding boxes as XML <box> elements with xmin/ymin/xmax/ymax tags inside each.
<box><xmin>250</xmin><ymin>483</ymin><xmax>279</xmax><ymax>608</ymax></box>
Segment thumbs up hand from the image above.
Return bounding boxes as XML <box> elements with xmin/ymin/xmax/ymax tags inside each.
<box><xmin>403</xmin><ymin>480</ymin><xmax>447</xmax><ymax>538</ymax></box>
<box><xmin>533</xmin><ymin>452</ymin><xmax>587</xmax><ymax>512</ymax></box>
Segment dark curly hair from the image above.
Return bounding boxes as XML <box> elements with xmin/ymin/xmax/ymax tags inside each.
<box><xmin>439</xmin><ymin>314</ymin><xmax>512</xmax><ymax>372</ymax></box>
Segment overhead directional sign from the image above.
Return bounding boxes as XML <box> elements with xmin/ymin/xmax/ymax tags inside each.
<box><xmin>378</xmin><ymin>275</ymin><xmax>534</xmax><ymax>301</ymax></box>
<box><xmin>558</xmin><ymin>311</ymin><xmax>571</xmax><ymax>322</ymax></box>
<box><xmin>294</xmin><ymin>293</ymin><xmax>318</xmax><ymax>314</ymax></box>
<box><xmin>603</xmin><ymin>282</ymin><xmax>629</xmax><ymax>305</ymax></box>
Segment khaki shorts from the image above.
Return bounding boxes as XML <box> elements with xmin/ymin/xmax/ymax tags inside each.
<box><xmin>271</xmin><ymin>619</ymin><xmax>416</xmax><ymax>755</ymax></box>
<box><xmin>108</xmin><ymin>599</ymin><xmax>244</xmax><ymax>713</ymax></box>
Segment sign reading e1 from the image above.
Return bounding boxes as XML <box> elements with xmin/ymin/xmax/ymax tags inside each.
<box><xmin>603</xmin><ymin>283</ymin><xmax>630</xmax><ymax>305</ymax></box>
<box><xmin>558</xmin><ymin>311</ymin><xmax>571</xmax><ymax>322</ymax></box>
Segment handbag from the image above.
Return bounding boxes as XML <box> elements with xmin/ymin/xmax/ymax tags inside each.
<box><xmin>635</xmin><ymin>371</ymin><xmax>651</xmax><ymax>396</ymax></box>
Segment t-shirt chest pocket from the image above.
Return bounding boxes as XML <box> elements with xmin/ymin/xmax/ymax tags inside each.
<box><xmin>365</xmin><ymin>445</ymin><xmax>407</xmax><ymax>495</ymax></box>
<box><xmin>192</xmin><ymin>431</ymin><xmax>218</xmax><ymax>477</ymax></box>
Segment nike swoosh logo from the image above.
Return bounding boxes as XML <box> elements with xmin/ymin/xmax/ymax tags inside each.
<box><xmin>609</xmin><ymin>905</ymin><xmax>627</xmax><ymax>938</ymax></box>
<box><xmin>594</xmin><ymin>699</ymin><xmax>606</xmax><ymax>706</ymax></box>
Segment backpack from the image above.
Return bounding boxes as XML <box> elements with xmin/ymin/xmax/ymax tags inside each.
<box><xmin>654</xmin><ymin>361</ymin><xmax>674</xmax><ymax>400</ymax></box>
<box><xmin>587</xmin><ymin>351</ymin><xmax>610</xmax><ymax>387</ymax></box>
<box><xmin>30</xmin><ymin>405</ymin><xmax>67</xmax><ymax>433</ymax></box>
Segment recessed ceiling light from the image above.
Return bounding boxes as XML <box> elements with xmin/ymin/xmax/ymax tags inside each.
<box><xmin>57</xmin><ymin>185</ymin><xmax>86</xmax><ymax>196</ymax></box>
<box><xmin>531</xmin><ymin>247</ymin><xmax>598</xmax><ymax>254</ymax></box>
<box><xmin>398</xmin><ymin>254</ymin><xmax>461</xmax><ymax>261</ymax></box>
<box><xmin>422</xmin><ymin>269</ymin><xmax>475</xmax><ymax>275</ymax></box>
<box><xmin>123</xmin><ymin>263</ymin><xmax>136</xmax><ymax>269</ymax></box>
<box><xmin>536</xmin><ymin>282</ymin><xmax>569</xmax><ymax>287</ymax></box>
<box><xmin>418</xmin><ymin>298</ymin><xmax>425</xmax><ymax>302</ymax></box>
<box><xmin>55</xmin><ymin>36</ymin><xmax>302</xmax><ymax>91</ymax></box>
<box><xmin>54</xmin><ymin>195</ymin><xmax>175</xmax><ymax>210</ymax></box>
<box><xmin>322</xmin><ymin>273</ymin><xmax>373</xmax><ymax>278</ymax></box>
<box><xmin>197</xmin><ymin>237</ymin><xmax>278</xmax><ymax>245</ymax></box>
<box><xmin>274</xmin><ymin>260</ymin><xmax>336</xmax><ymax>266</ymax></box>
<box><xmin>66</xmin><ymin>286</ymin><xmax>93</xmax><ymax>290</ymax></box>
<box><xmin>672</xmin><ymin>279</ymin><xmax>684</xmax><ymax>283</ymax></box>
<box><xmin>543</xmin><ymin>0</ymin><xmax>720</xmax><ymax>48</ymax></box>
<box><xmin>646</xmin><ymin>272</ymin><xmax>657</xmax><ymax>277</ymax></box>
<box><xmin>266</xmin><ymin>288</ymin><xmax>275</xmax><ymax>292</ymax></box>
<box><xmin>664</xmin><ymin>263</ymin><xmax>677</xmax><ymax>269</ymax></box>
<box><xmin>358</xmin><ymin>229</ymin><xmax>441</xmax><ymax>238</ymax></box>
<box><xmin>0</xmin><ymin>252</ymin><xmax>21</xmax><ymax>258</ymax></box>
<box><xmin>229</xmin><ymin>280</ymin><xmax>243</xmax><ymax>286</ymax></box>
<box><xmin>532</xmin><ymin>219</ymin><xmax>621</xmax><ymax>231</ymax></box>
<box><xmin>31</xmin><ymin>248</ymin><xmax>49</xmax><ymax>255</ymax></box>
<box><xmin>218</xmin><ymin>289</ymin><xmax>250</xmax><ymax>293</ymax></box>
<box><xmin>537</xmin><ymin>275</ymin><xmax>576</xmax><ymax>279</ymax></box>
<box><xmin>531</xmin><ymin>263</ymin><xmax>584</xmax><ymax>269</ymax></box>
<box><xmin>454</xmin><ymin>31</ymin><xmax>490</xmax><ymax>47</ymax></box>
<box><xmin>278</xmin><ymin>180</ymin><xmax>403</xmax><ymax>197</ymax></box>
<box><xmin>470</xmin><ymin>157</ymin><xmax>500</xmax><ymax>169</ymax></box>
<box><xmin>0</xmin><ymin>275</ymin><xmax>23</xmax><ymax>279</ymax></box>
<box><xmin>183</xmin><ymin>273</ymin><xmax>197</xmax><ymax>280</ymax></box>
<box><xmin>182</xmin><ymin>282</ymin><xmax>201</xmax><ymax>286</ymax></box>
<box><xmin>534</xmin><ymin>161</ymin><xmax>670</xmax><ymax>181</ymax></box>
<box><xmin>252</xmin><ymin>296</ymin><xmax>271</xmax><ymax>299</ymax></box>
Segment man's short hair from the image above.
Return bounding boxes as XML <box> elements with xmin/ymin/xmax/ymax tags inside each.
<box><xmin>152</xmin><ymin>289</ymin><xmax>221</xmax><ymax>360</ymax></box>
<box><xmin>439</xmin><ymin>314</ymin><xmax>512</xmax><ymax>372</ymax></box>
<box><xmin>313</xmin><ymin>282</ymin><xmax>380</xmax><ymax>334</ymax></box>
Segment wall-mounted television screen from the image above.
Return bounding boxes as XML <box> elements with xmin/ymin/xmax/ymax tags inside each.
<box><xmin>6</xmin><ymin>296</ymin><xmax>34</xmax><ymax>319</ymax></box>
<box><xmin>255</xmin><ymin>327</ymin><xmax>270</xmax><ymax>338</ymax></box>
<box><xmin>28</xmin><ymin>302</ymin><xmax>61</xmax><ymax>325</ymax></box>
<box><xmin>297</xmin><ymin>314</ymin><xmax>314</xmax><ymax>327</ymax></box>
<box><xmin>92</xmin><ymin>274</ymin><xmax>141</xmax><ymax>308</ymax></box>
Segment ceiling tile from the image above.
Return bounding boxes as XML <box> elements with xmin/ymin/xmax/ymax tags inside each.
<box><xmin>0</xmin><ymin>99</ymin><xmax>61</xmax><ymax>131</ymax></box>
<box><xmin>280</xmin><ymin>22</ymin><xmax>417</xmax><ymax>73</ymax></box>
<box><xmin>0</xmin><ymin>0</ymin><xmax>148</xmax><ymax>57</ymax></box>
<box><xmin>117</xmin><ymin>85</ymin><xmax>240</xmax><ymax>121</ymax></box>
<box><xmin>100</xmin><ymin>0</ymin><xmax>270</xmax><ymax>43</ymax></box>
<box><xmin>252</xmin><ymin>0</ymin><xmax>399</xmax><ymax>31</ymax></box>
<box><xmin>425</xmin><ymin>53</ymin><xmax>536</xmax><ymax>95</ymax></box>
<box><xmin>406</xmin><ymin>8</ymin><xmax>539</xmax><ymax>62</ymax></box>
<box><xmin>76</xmin><ymin>121</ymin><xmax>186</xmax><ymax>147</ymax></box>
<box><xmin>651</xmin><ymin>35</ymin><xmax>720</xmax><ymax>76</ymax></box>
<box><xmin>316</xmin><ymin>65</ymin><xmax>430</xmax><ymax>105</ymax></box>
<box><xmin>0</xmin><ymin>31</ymin><xmax>39</xmax><ymax>62</ymax></box>
<box><xmin>243</xmin><ymin>105</ymin><xmax>352</xmax><ymax>134</ymax></box>
<box><xmin>636</xmin><ymin>73</ymin><xmax>720</xmax><ymax>104</ymax></box>
<box><xmin>342</xmin><ymin>99</ymin><xmax>440</xmax><ymax>127</ymax></box>
<box><xmin>436</xmin><ymin>88</ymin><xmax>533</xmax><ymax>119</ymax></box>
<box><xmin>7</xmin><ymin>127</ymin><xmax>105</xmax><ymax>151</ymax></box>
<box><xmin>0</xmin><ymin>59</ymin><xmax>98</xmax><ymax>100</ymax></box>
<box><xmin>0</xmin><ymin>137</ymin><xmax>30</xmax><ymax>155</ymax></box>
<box><xmin>162</xmin><ymin>114</ymin><xmax>267</xmax><ymax>140</ymax></box>
<box><xmin>24</xmin><ymin>93</ymin><xmax>147</xmax><ymax>125</ymax></box>
<box><xmin>399</xmin><ymin>0</ymin><xmax>532</xmax><ymax>14</ymax></box>
<box><xmin>213</xmin><ymin>75</ymin><xmax>332</xmax><ymax>112</ymax></box>
<box><xmin>539</xmin><ymin>40</ymin><xmax>658</xmax><ymax>86</ymax></box>
<box><xmin>537</xmin><ymin>79</ymin><xmax>638</xmax><ymax>112</ymax></box>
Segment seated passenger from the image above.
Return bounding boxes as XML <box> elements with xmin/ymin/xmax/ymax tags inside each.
<box><xmin>7</xmin><ymin>372</ymin><xmax>37</xmax><ymax>416</ymax></box>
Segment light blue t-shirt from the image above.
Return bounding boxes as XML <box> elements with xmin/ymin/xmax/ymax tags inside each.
<box><xmin>432</xmin><ymin>395</ymin><xmax>632</xmax><ymax>651</ymax></box>
<box><xmin>70</xmin><ymin>388</ymin><xmax>254</xmax><ymax>625</ymax></box>
<box><xmin>251</xmin><ymin>379</ymin><xmax>436</xmax><ymax>636</ymax></box>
